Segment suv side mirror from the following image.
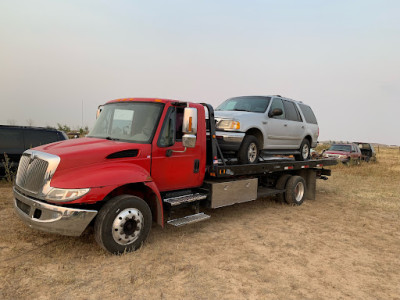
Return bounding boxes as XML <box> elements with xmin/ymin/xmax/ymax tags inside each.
<box><xmin>268</xmin><ymin>108</ymin><xmax>283</xmax><ymax>118</ymax></box>
<box><xmin>182</xmin><ymin>107</ymin><xmax>197</xmax><ymax>148</ymax></box>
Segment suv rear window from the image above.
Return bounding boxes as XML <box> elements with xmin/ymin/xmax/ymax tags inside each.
<box><xmin>24</xmin><ymin>130</ymin><xmax>60</xmax><ymax>148</ymax></box>
<box><xmin>299</xmin><ymin>104</ymin><xmax>317</xmax><ymax>124</ymax></box>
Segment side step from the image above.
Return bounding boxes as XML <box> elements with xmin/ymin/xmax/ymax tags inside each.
<box><xmin>167</xmin><ymin>213</ymin><xmax>210</xmax><ymax>227</ymax></box>
<box><xmin>164</xmin><ymin>193</ymin><xmax>207</xmax><ymax>206</ymax></box>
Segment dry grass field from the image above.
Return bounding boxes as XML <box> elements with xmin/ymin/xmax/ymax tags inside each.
<box><xmin>1</xmin><ymin>148</ymin><xmax>399</xmax><ymax>299</ymax></box>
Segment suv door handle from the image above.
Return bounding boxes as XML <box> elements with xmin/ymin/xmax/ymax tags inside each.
<box><xmin>284</xmin><ymin>124</ymin><xmax>288</xmax><ymax>127</ymax></box>
<box><xmin>301</xmin><ymin>126</ymin><xmax>305</xmax><ymax>129</ymax></box>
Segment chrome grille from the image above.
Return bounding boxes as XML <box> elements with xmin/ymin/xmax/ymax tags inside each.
<box><xmin>16</xmin><ymin>154</ymin><xmax>49</xmax><ymax>194</ymax></box>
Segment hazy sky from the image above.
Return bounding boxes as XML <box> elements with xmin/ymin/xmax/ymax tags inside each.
<box><xmin>1</xmin><ymin>0</ymin><xmax>399</xmax><ymax>145</ymax></box>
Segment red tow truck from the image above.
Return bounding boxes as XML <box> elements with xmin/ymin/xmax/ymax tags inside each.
<box><xmin>14</xmin><ymin>98</ymin><xmax>336</xmax><ymax>254</ymax></box>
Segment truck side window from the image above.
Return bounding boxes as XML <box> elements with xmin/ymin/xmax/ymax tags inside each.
<box><xmin>269</xmin><ymin>98</ymin><xmax>285</xmax><ymax>119</ymax></box>
<box><xmin>175</xmin><ymin>107</ymin><xmax>184</xmax><ymax>141</ymax></box>
<box><xmin>158</xmin><ymin>108</ymin><xmax>176</xmax><ymax>147</ymax></box>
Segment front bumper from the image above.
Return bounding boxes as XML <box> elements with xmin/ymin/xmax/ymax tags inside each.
<box><xmin>13</xmin><ymin>187</ymin><xmax>98</xmax><ymax>236</ymax></box>
<box><xmin>215</xmin><ymin>131</ymin><xmax>245</xmax><ymax>151</ymax></box>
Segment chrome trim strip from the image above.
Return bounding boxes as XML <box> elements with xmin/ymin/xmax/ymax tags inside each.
<box><xmin>216</xmin><ymin>131</ymin><xmax>245</xmax><ymax>143</ymax></box>
<box><xmin>13</xmin><ymin>187</ymin><xmax>97</xmax><ymax>237</ymax></box>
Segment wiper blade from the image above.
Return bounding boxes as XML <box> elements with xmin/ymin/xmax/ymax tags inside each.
<box><xmin>233</xmin><ymin>108</ymin><xmax>248</xmax><ymax>111</ymax></box>
<box><xmin>105</xmin><ymin>136</ymin><xmax>120</xmax><ymax>141</ymax></box>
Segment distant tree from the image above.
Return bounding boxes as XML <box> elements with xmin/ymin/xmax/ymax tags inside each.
<box><xmin>57</xmin><ymin>123</ymin><xmax>71</xmax><ymax>133</ymax></box>
<box><xmin>7</xmin><ymin>119</ymin><xmax>16</xmax><ymax>125</ymax></box>
<box><xmin>27</xmin><ymin>119</ymin><xmax>34</xmax><ymax>126</ymax></box>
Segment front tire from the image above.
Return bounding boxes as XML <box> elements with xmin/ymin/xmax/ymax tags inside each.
<box><xmin>94</xmin><ymin>195</ymin><xmax>152</xmax><ymax>254</ymax></box>
<box><xmin>295</xmin><ymin>139</ymin><xmax>310</xmax><ymax>161</ymax></box>
<box><xmin>238</xmin><ymin>135</ymin><xmax>260</xmax><ymax>164</ymax></box>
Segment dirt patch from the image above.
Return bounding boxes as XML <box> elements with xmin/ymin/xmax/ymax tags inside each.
<box><xmin>1</xmin><ymin>148</ymin><xmax>399</xmax><ymax>299</ymax></box>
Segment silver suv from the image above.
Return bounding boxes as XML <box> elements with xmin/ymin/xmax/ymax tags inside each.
<box><xmin>214</xmin><ymin>95</ymin><xmax>319</xmax><ymax>163</ymax></box>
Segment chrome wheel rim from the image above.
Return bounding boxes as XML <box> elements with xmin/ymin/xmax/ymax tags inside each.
<box><xmin>294</xmin><ymin>182</ymin><xmax>305</xmax><ymax>202</ymax></box>
<box><xmin>112</xmin><ymin>208</ymin><xmax>144</xmax><ymax>245</ymax></box>
<box><xmin>248</xmin><ymin>143</ymin><xmax>258</xmax><ymax>163</ymax></box>
<box><xmin>302</xmin><ymin>144</ymin><xmax>309</xmax><ymax>159</ymax></box>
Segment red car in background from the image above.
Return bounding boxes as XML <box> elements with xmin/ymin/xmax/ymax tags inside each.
<box><xmin>322</xmin><ymin>143</ymin><xmax>362</xmax><ymax>164</ymax></box>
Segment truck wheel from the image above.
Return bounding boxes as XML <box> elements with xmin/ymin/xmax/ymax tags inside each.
<box><xmin>275</xmin><ymin>174</ymin><xmax>292</xmax><ymax>202</ymax></box>
<box><xmin>295</xmin><ymin>139</ymin><xmax>310</xmax><ymax>161</ymax></box>
<box><xmin>94</xmin><ymin>195</ymin><xmax>152</xmax><ymax>254</ymax></box>
<box><xmin>238</xmin><ymin>135</ymin><xmax>259</xmax><ymax>164</ymax></box>
<box><xmin>284</xmin><ymin>176</ymin><xmax>306</xmax><ymax>205</ymax></box>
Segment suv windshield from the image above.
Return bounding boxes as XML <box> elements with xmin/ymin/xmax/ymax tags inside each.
<box><xmin>88</xmin><ymin>102</ymin><xmax>163</xmax><ymax>143</ymax></box>
<box><xmin>216</xmin><ymin>96</ymin><xmax>271</xmax><ymax>113</ymax></box>
<box><xmin>329</xmin><ymin>145</ymin><xmax>351</xmax><ymax>152</ymax></box>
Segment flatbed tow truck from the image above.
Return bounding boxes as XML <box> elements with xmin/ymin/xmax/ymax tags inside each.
<box><xmin>13</xmin><ymin>99</ymin><xmax>337</xmax><ymax>254</ymax></box>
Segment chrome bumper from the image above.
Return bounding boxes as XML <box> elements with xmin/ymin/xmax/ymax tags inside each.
<box><xmin>216</xmin><ymin>131</ymin><xmax>245</xmax><ymax>151</ymax></box>
<box><xmin>13</xmin><ymin>187</ymin><xmax>98</xmax><ymax>236</ymax></box>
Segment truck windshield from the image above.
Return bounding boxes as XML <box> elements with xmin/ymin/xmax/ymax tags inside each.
<box><xmin>88</xmin><ymin>102</ymin><xmax>164</xmax><ymax>143</ymax></box>
<box><xmin>329</xmin><ymin>145</ymin><xmax>351</xmax><ymax>152</ymax></box>
<box><xmin>216</xmin><ymin>96</ymin><xmax>271</xmax><ymax>113</ymax></box>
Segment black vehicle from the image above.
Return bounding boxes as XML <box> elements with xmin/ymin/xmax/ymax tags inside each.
<box><xmin>355</xmin><ymin>142</ymin><xmax>377</xmax><ymax>162</ymax></box>
<box><xmin>0</xmin><ymin>125</ymin><xmax>68</xmax><ymax>176</ymax></box>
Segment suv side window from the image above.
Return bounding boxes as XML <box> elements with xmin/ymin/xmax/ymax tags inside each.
<box><xmin>24</xmin><ymin>130</ymin><xmax>59</xmax><ymax>148</ymax></box>
<box><xmin>0</xmin><ymin>128</ymin><xmax>24</xmax><ymax>151</ymax></box>
<box><xmin>269</xmin><ymin>98</ymin><xmax>285</xmax><ymax>119</ymax></box>
<box><xmin>298</xmin><ymin>104</ymin><xmax>318</xmax><ymax>124</ymax></box>
<box><xmin>283</xmin><ymin>100</ymin><xmax>302</xmax><ymax>122</ymax></box>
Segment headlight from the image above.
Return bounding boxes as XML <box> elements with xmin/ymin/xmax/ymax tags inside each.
<box><xmin>45</xmin><ymin>188</ymin><xmax>90</xmax><ymax>202</ymax></box>
<box><xmin>338</xmin><ymin>155</ymin><xmax>348</xmax><ymax>159</ymax></box>
<box><xmin>217</xmin><ymin>119</ymin><xmax>240</xmax><ymax>130</ymax></box>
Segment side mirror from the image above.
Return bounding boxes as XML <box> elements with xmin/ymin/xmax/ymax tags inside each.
<box><xmin>182</xmin><ymin>134</ymin><xmax>196</xmax><ymax>148</ymax></box>
<box><xmin>182</xmin><ymin>107</ymin><xmax>197</xmax><ymax>134</ymax></box>
<box><xmin>96</xmin><ymin>105</ymin><xmax>104</xmax><ymax>119</ymax></box>
<box><xmin>268</xmin><ymin>108</ymin><xmax>283</xmax><ymax>118</ymax></box>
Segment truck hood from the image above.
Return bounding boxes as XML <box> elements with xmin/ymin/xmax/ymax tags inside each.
<box><xmin>34</xmin><ymin>137</ymin><xmax>149</xmax><ymax>171</ymax></box>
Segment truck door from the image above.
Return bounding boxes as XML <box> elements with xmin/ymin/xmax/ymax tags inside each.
<box><xmin>151</xmin><ymin>106</ymin><xmax>204</xmax><ymax>192</ymax></box>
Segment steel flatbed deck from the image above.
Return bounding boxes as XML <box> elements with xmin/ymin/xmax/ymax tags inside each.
<box><xmin>208</xmin><ymin>158</ymin><xmax>338</xmax><ymax>178</ymax></box>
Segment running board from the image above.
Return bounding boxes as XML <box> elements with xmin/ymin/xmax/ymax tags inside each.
<box><xmin>167</xmin><ymin>213</ymin><xmax>210</xmax><ymax>227</ymax></box>
<box><xmin>163</xmin><ymin>193</ymin><xmax>207</xmax><ymax>206</ymax></box>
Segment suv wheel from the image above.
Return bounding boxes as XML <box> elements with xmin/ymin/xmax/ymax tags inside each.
<box><xmin>295</xmin><ymin>139</ymin><xmax>310</xmax><ymax>161</ymax></box>
<box><xmin>238</xmin><ymin>135</ymin><xmax>259</xmax><ymax>164</ymax></box>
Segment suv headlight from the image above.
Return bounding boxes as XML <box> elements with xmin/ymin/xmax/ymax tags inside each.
<box><xmin>45</xmin><ymin>188</ymin><xmax>90</xmax><ymax>202</ymax></box>
<box><xmin>338</xmin><ymin>155</ymin><xmax>348</xmax><ymax>159</ymax></box>
<box><xmin>217</xmin><ymin>119</ymin><xmax>240</xmax><ymax>130</ymax></box>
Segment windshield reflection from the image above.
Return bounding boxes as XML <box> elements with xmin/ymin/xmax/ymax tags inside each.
<box><xmin>88</xmin><ymin>102</ymin><xmax>163</xmax><ymax>143</ymax></box>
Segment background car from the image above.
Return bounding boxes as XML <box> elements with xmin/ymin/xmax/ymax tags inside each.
<box><xmin>355</xmin><ymin>142</ymin><xmax>376</xmax><ymax>162</ymax></box>
<box><xmin>0</xmin><ymin>125</ymin><xmax>68</xmax><ymax>177</ymax></box>
<box><xmin>322</xmin><ymin>143</ymin><xmax>362</xmax><ymax>164</ymax></box>
<box><xmin>214</xmin><ymin>95</ymin><xmax>319</xmax><ymax>163</ymax></box>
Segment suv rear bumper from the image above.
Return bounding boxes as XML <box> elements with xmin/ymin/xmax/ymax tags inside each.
<box><xmin>13</xmin><ymin>187</ymin><xmax>97</xmax><ymax>236</ymax></box>
<box><xmin>216</xmin><ymin>131</ymin><xmax>245</xmax><ymax>151</ymax></box>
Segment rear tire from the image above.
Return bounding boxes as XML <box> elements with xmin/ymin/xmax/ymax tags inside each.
<box><xmin>295</xmin><ymin>139</ymin><xmax>310</xmax><ymax>161</ymax></box>
<box><xmin>275</xmin><ymin>174</ymin><xmax>292</xmax><ymax>203</ymax></box>
<box><xmin>284</xmin><ymin>176</ymin><xmax>306</xmax><ymax>205</ymax></box>
<box><xmin>238</xmin><ymin>135</ymin><xmax>260</xmax><ymax>164</ymax></box>
<box><xmin>94</xmin><ymin>195</ymin><xmax>152</xmax><ymax>254</ymax></box>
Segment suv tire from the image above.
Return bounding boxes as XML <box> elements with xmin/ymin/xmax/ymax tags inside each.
<box><xmin>238</xmin><ymin>135</ymin><xmax>259</xmax><ymax>164</ymax></box>
<box><xmin>295</xmin><ymin>139</ymin><xmax>310</xmax><ymax>161</ymax></box>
